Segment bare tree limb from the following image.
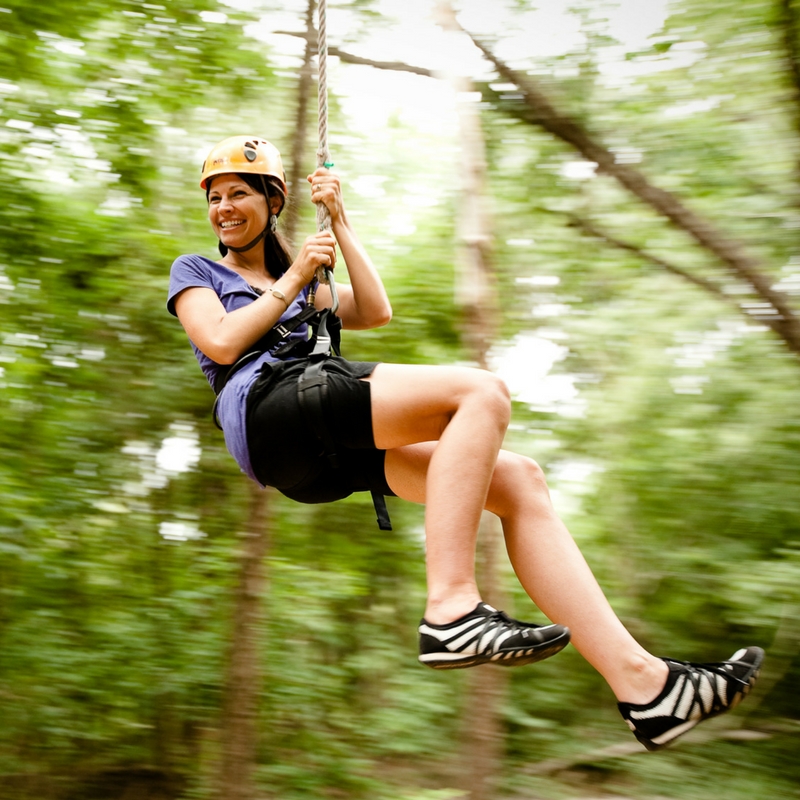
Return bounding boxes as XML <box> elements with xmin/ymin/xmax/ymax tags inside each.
<box><xmin>461</xmin><ymin>32</ymin><xmax>800</xmax><ymax>354</ymax></box>
<box><xmin>567</xmin><ymin>215</ymin><xmax>732</xmax><ymax>301</ymax></box>
<box><xmin>275</xmin><ymin>24</ymin><xmax>800</xmax><ymax>352</ymax></box>
<box><xmin>273</xmin><ymin>29</ymin><xmax>435</xmax><ymax>77</ymax></box>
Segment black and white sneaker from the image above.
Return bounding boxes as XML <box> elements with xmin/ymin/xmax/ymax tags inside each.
<box><xmin>618</xmin><ymin>646</ymin><xmax>764</xmax><ymax>751</ymax></box>
<box><xmin>418</xmin><ymin>602</ymin><xmax>570</xmax><ymax>670</ymax></box>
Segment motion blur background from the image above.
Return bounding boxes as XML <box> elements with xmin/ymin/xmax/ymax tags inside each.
<box><xmin>1</xmin><ymin>0</ymin><xmax>798</xmax><ymax>798</ymax></box>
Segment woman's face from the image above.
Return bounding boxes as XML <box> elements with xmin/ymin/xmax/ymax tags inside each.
<box><xmin>207</xmin><ymin>174</ymin><xmax>278</xmax><ymax>250</ymax></box>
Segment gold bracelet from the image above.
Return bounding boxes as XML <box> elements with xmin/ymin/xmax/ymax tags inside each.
<box><xmin>268</xmin><ymin>287</ymin><xmax>289</xmax><ymax>308</ymax></box>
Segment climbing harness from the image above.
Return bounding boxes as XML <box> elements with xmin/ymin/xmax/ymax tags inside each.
<box><xmin>211</xmin><ymin>301</ymin><xmax>340</xmax><ymax>420</ymax></box>
<box><xmin>211</xmin><ymin>0</ymin><xmax>391</xmax><ymax>531</ymax></box>
<box><xmin>211</xmin><ymin>298</ymin><xmax>391</xmax><ymax>531</ymax></box>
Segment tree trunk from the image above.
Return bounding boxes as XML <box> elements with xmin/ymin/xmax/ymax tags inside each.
<box><xmin>283</xmin><ymin>0</ymin><xmax>318</xmax><ymax>246</ymax></box>
<box><xmin>462</xmin><ymin>514</ymin><xmax>508</xmax><ymax>800</ymax></box>
<box><xmin>439</xmin><ymin>5</ymin><xmax>508</xmax><ymax>795</ymax></box>
<box><xmin>214</xmin><ymin>483</ymin><xmax>274</xmax><ymax>800</ymax></box>
<box><xmin>214</xmin><ymin>13</ymin><xmax>317</xmax><ymax>792</ymax></box>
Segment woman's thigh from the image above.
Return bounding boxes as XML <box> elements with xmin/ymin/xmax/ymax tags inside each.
<box><xmin>364</xmin><ymin>363</ymin><xmax>507</xmax><ymax>451</ymax></box>
<box><xmin>385</xmin><ymin>442</ymin><xmax>532</xmax><ymax>515</ymax></box>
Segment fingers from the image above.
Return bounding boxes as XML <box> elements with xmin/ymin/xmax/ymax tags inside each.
<box><xmin>307</xmin><ymin>166</ymin><xmax>336</xmax><ymax>184</ymax></box>
<box><xmin>301</xmin><ymin>232</ymin><xmax>337</xmax><ymax>274</ymax></box>
<box><xmin>307</xmin><ymin>169</ymin><xmax>342</xmax><ymax>207</ymax></box>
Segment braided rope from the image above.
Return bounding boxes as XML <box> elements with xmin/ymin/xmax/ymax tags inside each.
<box><xmin>310</xmin><ymin>0</ymin><xmax>332</xmax><ymax>292</ymax></box>
<box><xmin>316</xmin><ymin>0</ymin><xmax>331</xmax><ymax>235</ymax></box>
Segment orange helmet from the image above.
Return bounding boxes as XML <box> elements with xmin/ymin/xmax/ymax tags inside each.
<box><xmin>200</xmin><ymin>136</ymin><xmax>287</xmax><ymax>195</ymax></box>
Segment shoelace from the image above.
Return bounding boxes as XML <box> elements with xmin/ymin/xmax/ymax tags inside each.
<box><xmin>665</xmin><ymin>657</ymin><xmax>753</xmax><ymax>705</ymax></box>
<box><xmin>475</xmin><ymin>610</ymin><xmax>542</xmax><ymax>654</ymax></box>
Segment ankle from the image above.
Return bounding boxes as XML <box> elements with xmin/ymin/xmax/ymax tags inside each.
<box><xmin>612</xmin><ymin>652</ymin><xmax>669</xmax><ymax>705</ymax></box>
<box><xmin>424</xmin><ymin>591</ymin><xmax>482</xmax><ymax>626</ymax></box>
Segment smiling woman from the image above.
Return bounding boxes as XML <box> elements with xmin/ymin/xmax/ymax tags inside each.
<box><xmin>166</xmin><ymin>135</ymin><xmax>763</xmax><ymax>752</ymax></box>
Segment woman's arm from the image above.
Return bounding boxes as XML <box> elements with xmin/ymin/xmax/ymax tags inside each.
<box><xmin>309</xmin><ymin>169</ymin><xmax>392</xmax><ymax>330</ymax></box>
<box><xmin>174</xmin><ymin>233</ymin><xmax>336</xmax><ymax>364</ymax></box>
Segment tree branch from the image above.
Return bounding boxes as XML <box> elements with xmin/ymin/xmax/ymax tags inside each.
<box><xmin>274</xmin><ymin>24</ymin><xmax>800</xmax><ymax>353</ymax></box>
<box><xmin>462</xmin><ymin>32</ymin><xmax>800</xmax><ymax>354</ymax></box>
<box><xmin>273</xmin><ymin>30</ymin><xmax>435</xmax><ymax>77</ymax></box>
<box><xmin>567</xmin><ymin>214</ymin><xmax>733</xmax><ymax>302</ymax></box>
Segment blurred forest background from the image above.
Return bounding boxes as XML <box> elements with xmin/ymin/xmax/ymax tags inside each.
<box><xmin>1</xmin><ymin>0</ymin><xmax>799</xmax><ymax>798</ymax></box>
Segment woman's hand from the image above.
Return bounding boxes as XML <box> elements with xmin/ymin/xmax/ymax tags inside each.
<box><xmin>308</xmin><ymin>168</ymin><xmax>344</xmax><ymax>223</ymax></box>
<box><xmin>289</xmin><ymin>230</ymin><xmax>337</xmax><ymax>284</ymax></box>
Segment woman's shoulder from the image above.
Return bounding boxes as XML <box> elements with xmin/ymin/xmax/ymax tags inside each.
<box><xmin>171</xmin><ymin>253</ymin><xmax>220</xmax><ymax>274</ymax></box>
<box><xmin>167</xmin><ymin>255</ymin><xmax>241</xmax><ymax>315</ymax></box>
<box><xmin>169</xmin><ymin>253</ymin><xmax>243</xmax><ymax>288</ymax></box>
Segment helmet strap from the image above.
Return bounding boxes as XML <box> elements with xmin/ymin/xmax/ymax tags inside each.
<box><xmin>225</xmin><ymin>227</ymin><xmax>268</xmax><ymax>253</ymax></box>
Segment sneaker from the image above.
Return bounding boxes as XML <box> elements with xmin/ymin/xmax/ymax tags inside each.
<box><xmin>618</xmin><ymin>646</ymin><xmax>764</xmax><ymax>751</ymax></box>
<box><xmin>418</xmin><ymin>602</ymin><xmax>571</xmax><ymax>670</ymax></box>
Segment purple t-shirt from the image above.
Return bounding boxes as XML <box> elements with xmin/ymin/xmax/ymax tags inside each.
<box><xmin>167</xmin><ymin>254</ymin><xmax>310</xmax><ymax>483</ymax></box>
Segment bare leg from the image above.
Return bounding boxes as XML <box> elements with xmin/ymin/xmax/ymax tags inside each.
<box><xmin>384</xmin><ymin>442</ymin><xmax>668</xmax><ymax>704</ymax></box>
<box><xmin>365</xmin><ymin>363</ymin><xmax>511</xmax><ymax>625</ymax></box>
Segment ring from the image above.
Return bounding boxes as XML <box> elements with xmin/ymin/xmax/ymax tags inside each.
<box><xmin>313</xmin><ymin>184</ymin><xmax>320</xmax><ymax>191</ymax></box>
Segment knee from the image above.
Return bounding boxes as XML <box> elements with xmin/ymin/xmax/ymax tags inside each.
<box><xmin>489</xmin><ymin>452</ymin><xmax>552</xmax><ymax>518</ymax></box>
<box><xmin>513</xmin><ymin>455</ymin><xmax>549</xmax><ymax>496</ymax></box>
<box><xmin>471</xmin><ymin>371</ymin><xmax>511</xmax><ymax>427</ymax></box>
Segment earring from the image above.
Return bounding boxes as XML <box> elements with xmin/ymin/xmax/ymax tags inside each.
<box><xmin>269</xmin><ymin>215</ymin><xmax>278</xmax><ymax>234</ymax></box>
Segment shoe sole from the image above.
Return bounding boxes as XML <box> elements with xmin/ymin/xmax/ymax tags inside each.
<box><xmin>419</xmin><ymin>628</ymin><xmax>571</xmax><ymax>670</ymax></box>
<box><xmin>637</xmin><ymin>647</ymin><xmax>765</xmax><ymax>751</ymax></box>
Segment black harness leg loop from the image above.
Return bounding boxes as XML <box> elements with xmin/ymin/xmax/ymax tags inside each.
<box><xmin>371</xmin><ymin>491</ymin><xmax>392</xmax><ymax>531</ymax></box>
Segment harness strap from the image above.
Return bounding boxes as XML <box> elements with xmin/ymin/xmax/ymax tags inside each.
<box><xmin>370</xmin><ymin>491</ymin><xmax>392</xmax><ymax>531</ymax></box>
<box><xmin>213</xmin><ymin>304</ymin><xmax>320</xmax><ymax>396</ymax></box>
<box><xmin>296</xmin><ymin>358</ymin><xmax>392</xmax><ymax>531</ymax></box>
<box><xmin>297</xmin><ymin>359</ymin><xmax>340</xmax><ymax>469</ymax></box>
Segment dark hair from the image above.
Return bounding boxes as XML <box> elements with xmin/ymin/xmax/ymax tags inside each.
<box><xmin>207</xmin><ymin>172</ymin><xmax>293</xmax><ymax>280</ymax></box>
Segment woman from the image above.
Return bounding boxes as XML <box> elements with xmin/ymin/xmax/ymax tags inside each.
<box><xmin>168</xmin><ymin>136</ymin><xmax>763</xmax><ymax>751</ymax></box>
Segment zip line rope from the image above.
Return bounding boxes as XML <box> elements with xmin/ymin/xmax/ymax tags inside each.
<box><xmin>309</xmin><ymin>0</ymin><xmax>339</xmax><ymax>313</ymax></box>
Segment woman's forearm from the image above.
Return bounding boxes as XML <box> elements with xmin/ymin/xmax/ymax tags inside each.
<box><xmin>331</xmin><ymin>215</ymin><xmax>392</xmax><ymax>329</ymax></box>
<box><xmin>177</xmin><ymin>269</ymin><xmax>308</xmax><ymax>364</ymax></box>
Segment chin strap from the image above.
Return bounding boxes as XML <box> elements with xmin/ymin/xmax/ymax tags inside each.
<box><xmin>225</xmin><ymin>226</ymin><xmax>268</xmax><ymax>253</ymax></box>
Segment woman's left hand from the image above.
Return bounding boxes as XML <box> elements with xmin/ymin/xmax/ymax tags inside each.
<box><xmin>308</xmin><ymin>168</ymin><xmax>344</xmax><ymax>223</ymax></box>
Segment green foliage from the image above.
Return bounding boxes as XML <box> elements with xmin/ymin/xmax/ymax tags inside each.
<box><xmin>1</xmin><ymin>0</ymin><xmax>799</xmax><ymax>799</ymax></box>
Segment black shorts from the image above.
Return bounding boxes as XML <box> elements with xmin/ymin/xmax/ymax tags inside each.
<box><xmin>245</xmin><ymin>357</ymin><xmax>395</xmax><ymax>505</ymax></box>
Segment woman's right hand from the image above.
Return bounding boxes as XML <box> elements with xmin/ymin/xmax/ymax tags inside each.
<box><xmin>290</xmin><ymin>230</ymin><xmax>337</xmax><ymax>284</ymax></box>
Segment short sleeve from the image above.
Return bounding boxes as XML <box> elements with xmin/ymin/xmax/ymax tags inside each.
<box><xmin>167</xmin><ymin>255</ymin><xmax>214</xmax><ymax>316</ymax></box>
